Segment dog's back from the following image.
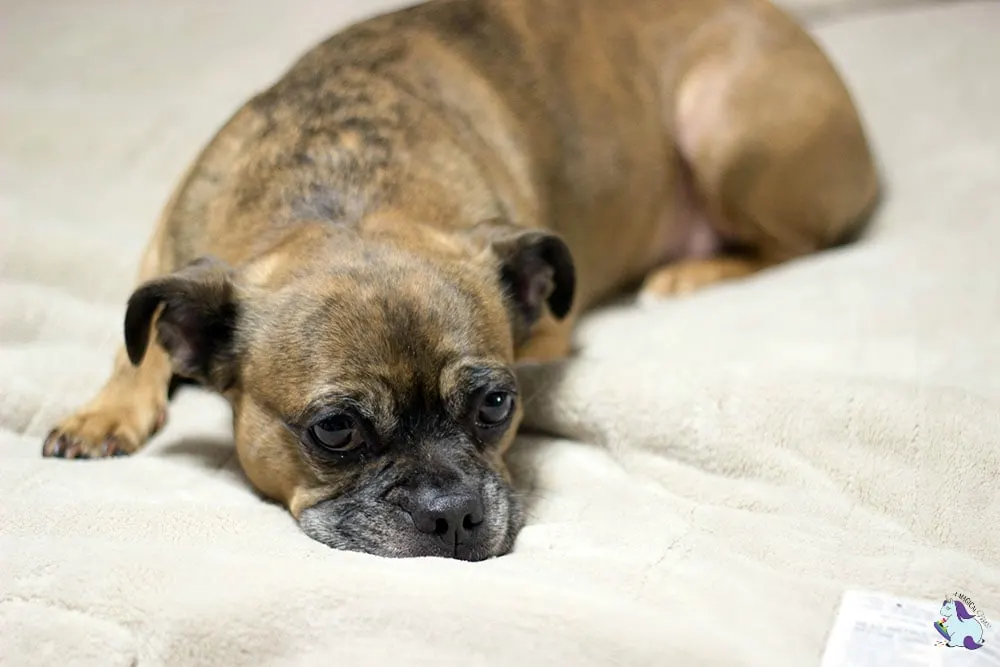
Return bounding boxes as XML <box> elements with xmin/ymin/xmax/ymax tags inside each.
<box><xmin>153</xmin><ymin>0</ymin><xmax>730</xmax><ymax>298</ymax></box>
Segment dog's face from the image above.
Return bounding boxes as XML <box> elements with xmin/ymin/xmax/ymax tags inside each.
<box><xmin>123</xmin><ymin>222</ymin><xmax>574</xmax><ymax>560</ymax></box>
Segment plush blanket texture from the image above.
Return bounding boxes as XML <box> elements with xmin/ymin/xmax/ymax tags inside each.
<box><xmin>1</xmin><ymin>0</ymin><xmax>998</xmax><ymax>665</ymax></box>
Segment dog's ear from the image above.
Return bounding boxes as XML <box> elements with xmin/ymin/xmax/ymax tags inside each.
<box><xmin>480</xmin><ymin>224</ymin><xmax>576</xmax><ymax>328</ymax></box>
<box><xmin>124</xmin><ymin>256</ymin><xmax>239</xmax><ymax>388</ymax></box>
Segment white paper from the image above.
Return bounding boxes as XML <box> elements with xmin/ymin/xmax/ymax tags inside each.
<box><xmin>821</xmin><ymin>590</ymin><xmax>999</xmax><ymax>667</ymax></box>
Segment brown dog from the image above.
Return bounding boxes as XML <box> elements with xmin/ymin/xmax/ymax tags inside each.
<box><xmin>41</xmin><ymin>0</ymin><xmax>879</xmax><ymax>560</ymax></box>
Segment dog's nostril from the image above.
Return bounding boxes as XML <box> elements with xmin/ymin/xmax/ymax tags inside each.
<box><xmin>410</xmin><ymin>493</ymin><xmax>485</xmax><ymax>545</ymax></box>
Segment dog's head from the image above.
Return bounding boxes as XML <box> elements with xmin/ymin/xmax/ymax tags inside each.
<box><xmin>123</xmin><ymin>221</ymin><xmax>574</xmax><ymax>560</ymax></box>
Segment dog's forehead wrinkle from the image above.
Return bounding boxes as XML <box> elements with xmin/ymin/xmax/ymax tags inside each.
<box><xmin>299</xmin><ymin>376</ymin><xmax>398</xmax><ymax>421</ymax></box>
<box><xmin>244</xmin><ymin>239</ymin><xmax>508</xmax><ymax>394</ymax></box>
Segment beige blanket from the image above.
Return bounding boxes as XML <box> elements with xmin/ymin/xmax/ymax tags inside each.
<box><xmin>2</xmin><ymin>1</ymin><xmax>998</xmax><ymax>665</ymax></box>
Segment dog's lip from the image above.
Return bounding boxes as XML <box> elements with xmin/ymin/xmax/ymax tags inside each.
<box><xmin>453</xmin><ymin>539</ymin><xmax>479</xmax><ymax>561</ymax></box>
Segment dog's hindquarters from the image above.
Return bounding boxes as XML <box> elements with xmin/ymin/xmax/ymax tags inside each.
<box><xmin>641</xmin><ymin>0</ymin><xmax>880</xmax><ymax>297</ymax></box>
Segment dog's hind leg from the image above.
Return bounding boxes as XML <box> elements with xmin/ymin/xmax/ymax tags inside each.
<box><xmin>641</xmin><ymin>1</ymin><xmax>879</xmax><ymax>300</ymax></box>
<box><xmin>641</xmin><ymin>255</ymin><xmax>766</xmax><ymax>298</ymax></box>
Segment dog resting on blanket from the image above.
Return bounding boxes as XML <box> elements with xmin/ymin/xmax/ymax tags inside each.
<box><xmin>41</xmin><ymin>0</ymin><xmax>879</xmax><ymax>560</ymax></box>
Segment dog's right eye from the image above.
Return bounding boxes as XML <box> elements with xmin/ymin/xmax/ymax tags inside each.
<box><xmin>308</xmin><ymin>415</ymin><xmax>365</xmax><ymax>453</ymax></box>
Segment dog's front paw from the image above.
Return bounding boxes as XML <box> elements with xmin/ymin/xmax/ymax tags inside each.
<box><xmin>42</xmin><ymin>402</ymin><xmax>166</xmax><ymax>459</ymax></box>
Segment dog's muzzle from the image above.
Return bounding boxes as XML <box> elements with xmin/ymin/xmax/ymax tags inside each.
<box><xmin>298</xmin><ymin>471</ymin><xmax>522</xmax><ymax>561</ymax></box>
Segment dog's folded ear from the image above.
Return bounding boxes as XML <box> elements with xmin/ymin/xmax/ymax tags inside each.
<box><xmin>124</xmin><ymin>256</ymin><xmax>239</xmax><ymax>388</ymax></box>
<box><xmin>477</xmin><ymin>222</ymin><xmax>576</xmax><ymax>331</ymax></box>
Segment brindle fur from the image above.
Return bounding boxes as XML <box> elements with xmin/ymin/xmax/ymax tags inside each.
<box><xmin>42</xmin><ymin>0</ymin><xmax>879</xmax><ymax>560</ymax></box>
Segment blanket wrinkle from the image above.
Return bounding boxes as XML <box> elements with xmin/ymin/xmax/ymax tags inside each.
<box><xmin>637</xmin><ymin>504</ymin><xmax>699</xmax><ymax>582</ymax></box>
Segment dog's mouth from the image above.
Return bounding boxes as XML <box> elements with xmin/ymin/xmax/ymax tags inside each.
<box><xmin>298</xmin><ymin>473</ymin><xmax>523</xmax><ymax>561</ymax></box>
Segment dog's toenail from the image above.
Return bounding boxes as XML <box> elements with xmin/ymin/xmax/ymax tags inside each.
<box><xmin>106</xmin><ymin>437</ymin><xmax>127</xmax><ymax>457</ymax></box>
<box><xmin>41</xmin><ymin>432</ymin><xmax>58</xmax><ymax>456</ymax></box>
<box><xmin>53</xmin><ymin>435</ymin><xmax>70</xmax><ymax>458</ymax></box>
<box><xmin>66</xmin><ymin>438</ymin><xmax>87</xmax><ymax>459</ymax></box>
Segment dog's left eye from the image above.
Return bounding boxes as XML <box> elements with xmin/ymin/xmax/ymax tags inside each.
<box><xmin>308</xmin><ymin>415</ymin><xmax>365</xmax><ymax>453</ymax></box>
<box><xmin>476</xmin><ymin>390</ymin><xmax>514</xmax><ymax>427</ymax></box>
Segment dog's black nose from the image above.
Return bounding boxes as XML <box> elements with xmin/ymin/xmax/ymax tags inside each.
<box><xmin>410</xmin><ymin>492</ymin><xmax>485</xmax><ymax>546</ymax></box>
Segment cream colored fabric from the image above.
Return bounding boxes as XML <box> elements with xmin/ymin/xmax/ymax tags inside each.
<box><xmin>2</xmin><ymin>1</ymin><xmax>998</xmax><ymax>665</ymax></box>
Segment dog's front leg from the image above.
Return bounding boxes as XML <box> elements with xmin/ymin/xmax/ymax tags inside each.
<box><xmin>42</xmin><ymin>334</ymin><xmax>173</xmax><ymax>459</ymax></box>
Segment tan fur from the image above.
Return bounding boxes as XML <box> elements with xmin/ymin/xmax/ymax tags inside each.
<box><xmin>42</xmin><ymin>0</ymin><xmax>879</xmax><ymax>547</ymax></box>
<box><xmin>642</xmin><ymin>256</ymin><xmax>769</xmax><ymax>297</ymax></box>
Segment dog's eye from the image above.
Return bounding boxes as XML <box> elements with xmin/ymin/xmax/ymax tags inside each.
<box><xmin>309</xmin><ymin>415</ymin><xmax>364</xmax><ymax>453</ymax></box>
<box><xmin>476</xmin><ymin>390</ymin><xmax>514</xmax><ymax>427</ymax></box>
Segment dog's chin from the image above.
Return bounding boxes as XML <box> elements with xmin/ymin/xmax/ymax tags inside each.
<box><xmin>298</xmin><ymin>477</ymin><xmax>523</xmax><ymax>561</ymax></box>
